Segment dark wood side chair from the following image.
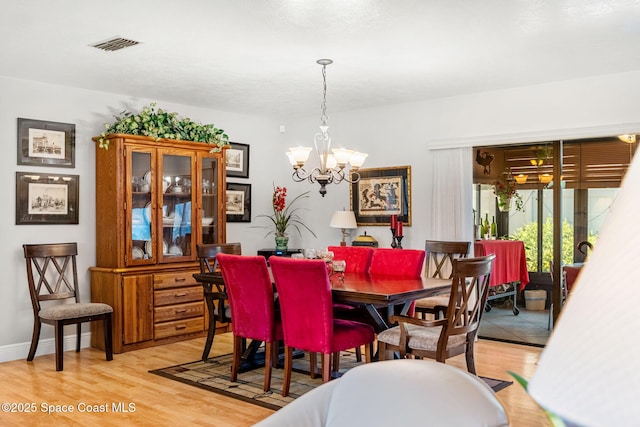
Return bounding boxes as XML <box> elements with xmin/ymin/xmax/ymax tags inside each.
<box><xmin>378</xmin><ymin>254</ymin><xmax>495</xmax><ymax>375</ymax></box>
<box><xmin>23</xmin><ymin>242</ymin><xmax>113</xmax><ymax>371</ymax></box>
<box><xmin>414</xmin><ymin>240</ymin><xmax>471</xmax><ymax>320</ymax></box>
<box><xmin>196</xmin><ymin>242</ymin><xmax>242</xmax><ymax>361</ymax></box>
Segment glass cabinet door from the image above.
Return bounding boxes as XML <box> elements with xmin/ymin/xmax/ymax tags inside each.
<box><xmin>159</xmin><ymin>151</ymin><xmax>195</xmax><ymax>262</ymax></box>
<box><xmin>126</xmin><ymin>147</ymin><xmax>154</xmax><ymax>265</ymax></box>
<box><xmin>200</xmin><ymin>156</ymin><xmax>219</xmax><ymax>244</ymax></box>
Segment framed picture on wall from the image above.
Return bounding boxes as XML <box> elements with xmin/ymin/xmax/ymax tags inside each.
<box><xmin>225</xmin><ymin>142</ymin><xmax>250</xmax><ymax>178</ymax></box>
<box><xmin>17</xmin><ymin>118</ymin><xmax>76</xmax><ymax>168</ymax></box>
<box><xmin>350</xmin><ymin>165</ymin><xmax>411</xmax><ymax>226</ymax></box>
<box><xmin>16</xmin><ymin>172</ymin><xmax>79</xmax><ymax>224</ymax></box>
<box><xmin>226</xmin><ymin>182</ymin><xmax>251</xmax><ymax>222</ymax></box>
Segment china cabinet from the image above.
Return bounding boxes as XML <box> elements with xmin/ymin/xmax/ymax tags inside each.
<box><xmin>90</xmin><ymin>134</ymin><xmax>227</xmax><ymax>353</ymax></box>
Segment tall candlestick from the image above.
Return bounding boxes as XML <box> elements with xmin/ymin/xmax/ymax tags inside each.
<box><xmin>390</xmin><ymin>214</ymin><xmax>398</xmax><ymax>230</ymax></box>
<box><xmin>396</xmin><ymin>221</ymin><xmax>403</xmax><ymax>237</ymax></box>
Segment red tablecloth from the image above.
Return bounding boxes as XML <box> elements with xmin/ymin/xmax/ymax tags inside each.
<box><xmin>474</xmin><ymin>240</ymin><xmax>530</xmax><ymax>290</ymax></box>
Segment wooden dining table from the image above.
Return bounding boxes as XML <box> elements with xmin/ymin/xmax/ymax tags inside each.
<box><xmin>193</xmin><ymin>271</ymin><xmax>451</xmax><ymax>367</ymax></box>
<box><xmin>329</xmin><ymin>272</ymin><xmax>451</xmax><ymax>331</ymax></box>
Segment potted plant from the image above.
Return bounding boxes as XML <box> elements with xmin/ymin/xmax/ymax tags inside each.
<box><xmin>257</xmin><ymin>185</ymin><xmax>316</xmax><ymax>250</ymax></box>
<box><xmin>493</xmin><ymin>178</ymin><xmax>524</xmax><ymax>212</ymax></box>
<box><xmin>97</xmin><ymin>102</ymin><xmax>229</xmax><ymax>150</ymax></box>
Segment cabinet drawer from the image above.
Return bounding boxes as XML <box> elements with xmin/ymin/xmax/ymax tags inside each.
<box><xmin>154</xmin><ymin>301</ymin><xmax>204</xmax><ymax>323</ymax></box>
<box><xmin>154</xmin><ymin>286</ymin><xmax>203</xmax><ymax>306</ymax></box>
<box><xmin>154</xmin><ymin>271</ymin><xmax>199</xmax><ymax>290</ymax></box>
<box><xmin>154</xmin><ymin>317</ymin><xmax>204</xmax><ymax>340</ymax></box>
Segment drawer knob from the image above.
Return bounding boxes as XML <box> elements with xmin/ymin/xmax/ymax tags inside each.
<box><xmin>175</xmin><ymin>277</ymin><xmax>186</xmax><ymax>282</ymax></box>
<box><xmin>175</xmin><ymin>293</ymin><xmax>187</xmax><ymax>297</ymax></box>
<box><xmin>175</xmin><ymin>324</ymin><xmax>187</xmax><ymax>330</ymax></box>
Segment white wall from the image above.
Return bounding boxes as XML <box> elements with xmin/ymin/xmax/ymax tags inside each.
<box><xmin>2</xmin><ymin>69</ymin><xmax>639</xmax><ymax>361</ymax></box>
<box><xmin>0</xmin><ymin>75</ymin><xmax>287</xmax><ymax>360</ymax></box>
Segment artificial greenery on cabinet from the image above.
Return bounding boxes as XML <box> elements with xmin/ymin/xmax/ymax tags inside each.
<box><xmin>98</xmin><ymin>102</ymin><xmax>229</xmax><ymax>150</ymax></box>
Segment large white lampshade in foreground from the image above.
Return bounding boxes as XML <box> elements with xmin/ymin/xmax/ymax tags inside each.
<box><xmin>527</xmin><ymin>150</ymin><xmax>640</xmax><ymax>426</ymax></box>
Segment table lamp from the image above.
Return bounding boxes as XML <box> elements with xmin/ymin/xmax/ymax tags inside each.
<box><xmin>526</xmin><ymin>149</ymin><xmax>640</xmax><ymax>426</ymax></box>
<box><xmin>330</xmin><ymin>210</ymin><xmax>357</xmax><ymax>246</ymax></box>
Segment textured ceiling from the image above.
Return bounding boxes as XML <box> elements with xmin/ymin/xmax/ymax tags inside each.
<box><xmin>2</xmin><ymin>1</ymin><xmax>640</xmax><ymax>118</ymax></box>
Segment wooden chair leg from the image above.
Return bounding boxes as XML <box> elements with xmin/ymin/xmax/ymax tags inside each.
<box><xmin>55</xmin><ymin>321</ymin><xmax>64</xmax><ymax>371</ymax></box>
<box><xmin>322</xmin><ymin>353</ymin><xmax>331</xmax><ymax>382</ymax></box>
<box><xmin>263</xmin><ymin>341</ymin><xmax>272</xmax><ymax>392</ymax></box>
<box><xmin>332</xmin><ymin>352</ymin><xmax>340</xmax><ymax>375</ymax></box>
<box><xmin>378</xmin><ymin>342</ymin><xmax>388</xmax><ymax>361</ymax></box>
<box><xmin>465</xmin><ymin>334</ymin><xmax>477</xmax><ymax>375</ymax></box>
<box><xmin>309</xmin><ymin>352</ymin><xmax>317</xmax><ymax>379</ymax></box>
<box><xmin>282</xmin><ymin>346</ymin><xmax>293</xmax><ymax>397</ymax></box>
<box><xmin>231</xmin><ymin>335</ymin><xmax>242</xmax><ymax>382</ymax></box>
<box><xmin>76</xmin><ymin>323</ymin><xmax>81</xmax><ymax>352</ymax></box>
<box><xmin>202</xmin><ymin>313</ymin><xmax>218</xmax><ymax>361</ymax></box>
<box><xmin>355</xmin><ymin>346</ymin><xmax>362</xmax><ymax>362</ymax></box>
<box><xmin>365</xmin><ymin>342</ymin><xmax>372</xmax><ymax>363</ymax></box>
<box><xmin>27</xmin><ymin>319</ymin><xmax>41</xmax><ymax>361</ymax></box>
<box><xmin>104</xmin><ymin>313</ymin><xmax>113</xmax><ymax>361</ymax></box>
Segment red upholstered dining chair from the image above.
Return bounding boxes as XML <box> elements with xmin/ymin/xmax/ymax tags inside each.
<box><xmin>368</xmin><ymin>248</ymin><xmax>426</xmax><ymax>277</ymax></box>
<box><xmin>23</xmin><ymin>242</ymin><xmax>113</xmax><ymax>371</ymax></box>
<box><xmin>415</xmin><ymin>240</ymin><xmax>471</xmax><ymax>320</ymax></box>
<box><xmin>327</xmin><ymin>246</ymin><xmax>374</xmax><ymax>273</ymax></box>
<box><xmin>368</xmin><ymin>248</ymin><xmax>426</xmax><ymax>317</ymax></box>
<box><xmin>269</xmin><ymin>256</ymin><xmax>375</xmax><ymax>397</ymax></box>
<box><xmin>326</xmin><ymin>246</ymin><xmax>375</xmax><ymax>362</ymax></box>
<box><xmin>377</xmin><ymin>254</ymin><xmax>495</xmax><ymax>375</ymax></box>
<box><xmin>215</xmin><ymin>253</ymin><xmax>283</xmax><ymax>392</ymax></box>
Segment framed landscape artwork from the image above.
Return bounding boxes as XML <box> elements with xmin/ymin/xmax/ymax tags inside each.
<box><xmin>16</xmin><ymin>172</ymin><xmax>79</xmax><ymax>224</ymax></box>
<box><xmin>225</xmin><ymin>142</ymin><xmax>250</xmax><ymax>178</ymax></box>
<box><xmin>350</xmin><ymin>165</ymin><xmax>411</xmax><ymax>226</ymax></box>
<box><xmin>226</xmin><ymin>182</ymin><xmax>251</xmax><ymax>222</ymax></box>
<box><xmin>17</xmin><ymin>118</ymin><xmax>76</xmax><ymax>168</ymax></box>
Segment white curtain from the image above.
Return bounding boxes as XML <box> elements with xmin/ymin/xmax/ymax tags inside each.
<box><xmin>428</xmin><ymin>147</ymin><xmax>474</xmax><ymax>244</ymax></box>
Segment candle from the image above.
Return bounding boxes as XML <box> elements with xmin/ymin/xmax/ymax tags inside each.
<box><xmin>390</xmin><ymin>214</ymin><xmax>397</xmax><ymax>230</ymax></box>
<box><xmin>396</xmin><ymin>221</ymin><xmax>403</xmax><ymax>237</ymax></box>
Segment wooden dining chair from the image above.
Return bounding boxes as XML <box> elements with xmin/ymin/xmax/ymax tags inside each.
<box><xmin>415</xmin><ymin>240</ymin><xmax>471</xmax><ymax>320</ymax></box>
<box><xmin>269</xmin><ymin>256</ymin><xmax>375</xmax><ymax>397</ymax></box>
<box><xmin>196</xmin><ymin>242</ymin><xmax>242</xmax><ymax>360</ymax></box>
<box><xmin>23</xmin><ymin>242</ymin><xmax>113</xmax><ymax>371</ymax></box>
<box><xmin>216</xmin><ymin>253</ymin><xmax>283</xmax><ymax>391</ymax></box>
<box><xmin>377</xmin><ymin>254</ymin><xmax>495</xmax><ymax>375</ymax></box>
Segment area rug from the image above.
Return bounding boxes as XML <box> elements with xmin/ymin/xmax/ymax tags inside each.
<box><xmin>150</xmin><ymin>352</ymin><xmax>512</xmax><ymax>411</ymax></box>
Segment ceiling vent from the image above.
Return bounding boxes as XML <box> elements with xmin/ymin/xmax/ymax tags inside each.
<box><xmin>91</xmin><ymin>36</ymin><xmax>140</xmax><ymax>52</ymax></box>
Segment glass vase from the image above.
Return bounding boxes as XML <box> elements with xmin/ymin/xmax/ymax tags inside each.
<box><xmin>275</xmin><ymin>235</ymin><xmax>289</xmax><ymax>251</ymax></box>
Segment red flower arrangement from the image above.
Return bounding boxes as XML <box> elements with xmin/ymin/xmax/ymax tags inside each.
<box><xmin>258</xmin><ymin>185</ymin><xmax>316</xmax><ymax>238</ymax></box>
<box><xmin>493</xmin><ymin>178</ymin><xmax>523</xmax><ymax>212</ymax></box>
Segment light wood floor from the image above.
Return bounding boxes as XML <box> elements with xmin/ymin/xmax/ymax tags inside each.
<box><xmin>0</xmin><ymin>334</ymin><xmax>549</xmax><ymax>426</ymax></box>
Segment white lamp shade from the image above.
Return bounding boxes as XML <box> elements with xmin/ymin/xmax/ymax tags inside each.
<box><xmin>332</xmin><ymin>147</ymin><xmax>354</xmax><ymax>166</ymax></box>
<box><xmin>330</xmin><ymin>210</ymin><xmax>357</xmax><ymax>229</ymax></box>
<box><xmin>527</xmin><ymin>150</ymin><xmax>640</xmax><ymax>426</ymax></box>
<box><xmin>350</xmin><ymin>151</ymin><xmax>368</xmax><ymax>168</ymax></box>
<box><xmin>289</xmin><ymin>146</ymin><xmax>312</xmax><ymax>163</ymax></box>
<box><xmin>285</xmin><ymin>150</ymin><xmax>297</xmax><ymax>166</ymax></box>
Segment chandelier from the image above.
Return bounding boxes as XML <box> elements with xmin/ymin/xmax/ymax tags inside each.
<box><xmin>286</xmin><ymin>59</ymin><xmax>368</xmax><ymax>197</ymax></box>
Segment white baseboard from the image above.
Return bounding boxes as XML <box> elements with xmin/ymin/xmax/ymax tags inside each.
<box><xmin>0</xmin><ymin>332</ymin><xmax>93</xmax><ymax>363</ymax></box>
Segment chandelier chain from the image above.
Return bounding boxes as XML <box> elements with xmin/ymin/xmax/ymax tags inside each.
<box><xmin>320</xmin><ymin>63</ymin><xmax>328</xmax><ymax>127</ymax></box>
